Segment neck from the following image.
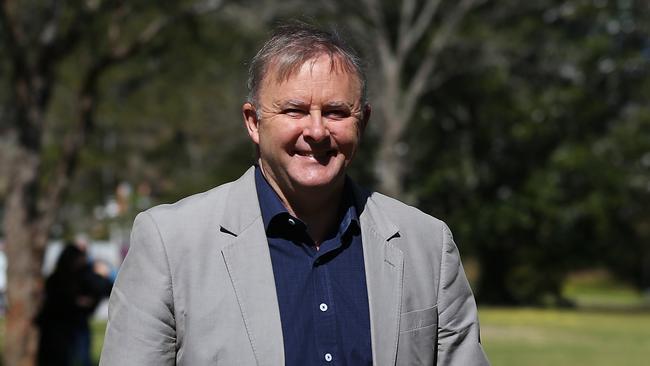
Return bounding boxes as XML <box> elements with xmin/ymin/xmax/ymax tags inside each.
<box><xmin>260</xmin><ymin>166</ymin><xmax>344</xmax><ymax>244</ymax></box>
<box><xmin>289</xmin><ymin>186</ymin><xmax>343</xmax><ymax>245</ymax></box>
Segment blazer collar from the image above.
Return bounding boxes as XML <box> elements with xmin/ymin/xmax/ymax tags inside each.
<box><xmin>220</xmin><ymin>166</ymin><xmax>261</xmax><ymax>236</ymax></box>
<box><xmin>351</xmin><ymin>181</ymin><xmax>400</xmax><ymax>242</ymax></box>
<box><xmin>352</xmin><ymin>183</ymin><xmax>404</xmax><ymax>366</ymax></box>
<box><xmin>219</xmin><ymin>167</ymin><xmax>284</xmax><ymax>365</ymax></box>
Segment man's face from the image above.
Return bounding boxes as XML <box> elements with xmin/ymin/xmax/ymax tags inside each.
<box><xmin>244</xmin><ymin>55</ymin><xmax>369</xmax><ymax>197</ymax></box>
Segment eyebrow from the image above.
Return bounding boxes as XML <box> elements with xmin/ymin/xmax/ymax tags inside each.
<box><xmin>274</xmin><ymin>99</ymin><xmax>353</xmax><ymax>108</ymax></box>
<box><xmin>274</xmin><ymin>99</ymin><xmax>309</xmax><ymax>109</ymax></box>
<box><xmin>323</xmin><ymin>101</ymin><xmax>353</xmax><ymax>109</ymax></box>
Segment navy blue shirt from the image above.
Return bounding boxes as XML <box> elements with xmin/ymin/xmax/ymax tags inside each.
<box><xmin>254</xmin><ymin>167</ymin><xmax>373</xmax><ymax>366</ymax></box>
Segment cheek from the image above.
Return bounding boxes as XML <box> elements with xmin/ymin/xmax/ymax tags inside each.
<box><xmin>260</xmin><ymin>123</ymin><xmax>297</xmax><ymax>145</ymax></box>
<box><xmin>333</xmin><ymin>124</ymin><xmax>362</xmax><ymax>147</ymax></box>
<box><xmin>334</xmin><ymin>135</ymin><xmax>361</xmax><ymax>158</ymax></box>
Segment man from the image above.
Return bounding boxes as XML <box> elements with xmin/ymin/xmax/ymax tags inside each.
<box><xmin>100</xmin><ymin>23</ymin><xmax>489</xmax><ymax>366</ymax></box>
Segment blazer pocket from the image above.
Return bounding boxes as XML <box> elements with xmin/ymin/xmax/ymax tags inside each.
<box><xmin>397</xmin><ymin>306</ymin><xmax>438</xmax><ymax>365</ymax></box>
<box><xmin>399</xmin><ymin>305</ymin><xmax>438</xmax><ymax>333</ymax></box>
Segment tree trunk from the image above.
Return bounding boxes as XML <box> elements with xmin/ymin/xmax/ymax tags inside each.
<box><xmin>374</xmin><ymin>120</ymin><xmax>406</xmax><ymax>199</ymax></box>
<box><xmin>372</xmin><ymin>66</ymin><xmax>409</xmax><ymax>200</ymax></box>
<box><xmin>3</xmin><ymin>149</ymin><xmax>47</xmax><ymax>366</ymax></box>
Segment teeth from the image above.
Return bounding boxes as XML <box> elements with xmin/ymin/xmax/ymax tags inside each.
<box><xmin>295</xmin><ymin>151</ymin><xmax>335</xmax><ymax>159</ymax></box>
<box><xmin>296</xmin><ymin>151</ymin><xmax>332</xmax><ymax>157</ymax></box>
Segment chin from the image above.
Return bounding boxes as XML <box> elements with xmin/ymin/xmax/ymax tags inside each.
<box><xmin>291</xmin><ymin>168</ymin><xmax>345</xmax><ymax>190</ymax></box>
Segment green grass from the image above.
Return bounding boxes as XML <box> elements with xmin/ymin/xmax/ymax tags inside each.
<box><xmin>480</xmin><ymin>271</ymin><xmax>650</xmax><ymax>365</ymax></box>
<box><xmin>480</xmin><ymin>308</ymin><xmax>650</xmax><ymax>366</ymax></box>
<box><xmin>562</xmin><ymin>269</ymin><xmax>649</xmax><ymax>309</ymax></box>
<box><xmin>91</xmin><ymin>320</ymin><xmax>106</xmax><ymax>364</ymax></box>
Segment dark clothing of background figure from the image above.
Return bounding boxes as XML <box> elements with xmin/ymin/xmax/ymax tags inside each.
<box><xmin>37</xmin><ymin>245</ymin><xmax>113</xmax><ymax>366</ymax></box>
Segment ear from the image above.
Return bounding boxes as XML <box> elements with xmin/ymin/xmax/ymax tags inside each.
<box><xmin>360</xmin><ymin>104</ymin><xmax>371</xmax><ymax>133</ymax></box>
<box><xmin>242</xmin><ymin>102</ymin><xmax>260</xmax><ymax>144</ymax></box>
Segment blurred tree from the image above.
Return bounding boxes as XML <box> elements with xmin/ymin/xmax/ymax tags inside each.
<box><xmin>62</xmin><ymin>8</ymin><xmax>263</xmax><ymax>233</ymax></box>
<box><xmin>406</xmin><ymin>0</ymin><xmax>650</xmax><ymax>304</ymax></box>
<box><xmin>0</xmin><ymin>1</ymin><xmax>224</xmax><ymax>364</ymax></box>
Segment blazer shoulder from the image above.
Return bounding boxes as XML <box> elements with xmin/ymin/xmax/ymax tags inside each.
<box><xmin>142</xmin><ymin>180</ymin><xmax>235</xmax><ymax>232</ymax></box>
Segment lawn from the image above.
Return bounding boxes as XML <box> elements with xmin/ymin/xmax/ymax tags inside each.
<box><xmin>480</xmin><ymin>271</ymin><xmax>650</xmax><ymax>366</ymax></box>
<box><xmin>480</xmin><ymin>307</ymin><xmax>650</xmax><ymax>366</ymax></box>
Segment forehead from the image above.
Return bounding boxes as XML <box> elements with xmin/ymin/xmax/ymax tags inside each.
<box><xmin>270</xmin><ymin>52</ymin><xmax>358</xmax><ymax>82</ymax></box>
<box><xmin>260</xmin><ymin>54</ymin><xmax>361</xmax><ymax>95</ymax></box>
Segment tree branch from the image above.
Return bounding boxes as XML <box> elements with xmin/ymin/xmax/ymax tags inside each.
<box><xmin>360</xmin><ymin>0</ymin><xmax>399</xmax><ymax>85</ymax></box>
<box><xmin>360</xmin><ymin>0</ymin><xmax>391</xmax><ymax>53</ymax></box>
<box><xmin>397</xmin><ymin>0</ymin><xmax>416</xmax><ymax>44</ymax></box>
<box><xmin>0</xmin><ymin>0</ymin><xmax>29</xmax><ymax>81</ymax></box>
<box><xmin>397</xmin><ymin>0</ymin><xmax>443</xmax><ymax>60</ymax></box>
<box><xmin>38</xmin><ymin>0</ymin><xmax>128</xmax><ymax>75</ymax></box>
<box><xmin>38</xmin><ymin>2</ymin><xmax>86</xmax><ymax>65</ymax></box>
<box><xmin>403</xmin><ymin>0</ymin><xmax>479</xmax><ymax>120</ymax></box>
<box><xmin>0</xmin><ymin>1</ymin><xmax>49</xmax><ymax>152</ymax></box>
<box><xmin>189</xmin><ymin>0</ymin><xmax>224</xmax><ymax>14</ymax></box>
<box><xmin>37</xmin><ymin>0</ymin><xmax>59</xmax><ymax>46</ymax></box>
<box><xmin>109</xmin><ymin>0</ymin><xmax>224</xmax><ymax>62</ymax></box>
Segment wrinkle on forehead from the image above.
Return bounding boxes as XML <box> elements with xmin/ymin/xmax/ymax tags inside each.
<box><xmin>266</xmin><ymin>53</ymin><xmax>360</xmax><ymax>87</ymax></box>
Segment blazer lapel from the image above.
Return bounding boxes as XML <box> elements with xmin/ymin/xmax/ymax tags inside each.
<box><xmin>220</xmin><ymin>167</ymin><xmax>284</xmax><ymax>366</ymax></box>
<box><xmin>356</xmin><ymin>188</ymin><xmax>404</xmax><ymax>366</ymax></box>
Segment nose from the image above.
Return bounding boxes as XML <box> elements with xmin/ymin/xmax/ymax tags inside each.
<box><xmin>303</xmin><ymin>111</ymin><xmax>330</xmax><ymax>143</ymax></box>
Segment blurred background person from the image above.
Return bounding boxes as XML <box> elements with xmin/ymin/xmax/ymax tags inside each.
<box><xmin>36</xmin><ymin>242</ymin><xmax>113</xmax><ymax>366</ymax></box>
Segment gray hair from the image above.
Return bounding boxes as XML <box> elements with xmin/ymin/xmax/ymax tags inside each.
<box><xmin>246</xmin><ymin>22</ymin><xmax>367</xmax><ymax>107</ymax></box>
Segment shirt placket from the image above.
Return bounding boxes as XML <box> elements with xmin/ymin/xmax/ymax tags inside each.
<box><xmin>312</xmin><ymin>239</ymin><xmax>341</xmax><ymax>365</ymax></box>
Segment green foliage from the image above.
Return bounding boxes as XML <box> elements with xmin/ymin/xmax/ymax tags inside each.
<box><xmin>404</xmin><ymin>0</ymin><xmax>650</xmax><ymax>304</ymax></box>
<box><xmin>41</xmin><ymin>6</ymin><xmax>266</xmax><ymax>236</ymax></box>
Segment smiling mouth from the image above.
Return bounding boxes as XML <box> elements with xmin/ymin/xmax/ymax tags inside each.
<box><xmin>294</xmin><ymin>150</ymin><xmax>336</xmax><ymax>162</ymax></box>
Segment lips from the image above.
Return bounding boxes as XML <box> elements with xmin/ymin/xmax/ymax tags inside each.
<box><xmin>294</xmin><ymin>149</ymin><xmax>336</xmax><ymax>162</ymax></box>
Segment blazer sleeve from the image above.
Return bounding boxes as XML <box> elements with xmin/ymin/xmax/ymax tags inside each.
<box><xmin>99</xmin><ymin>212</ymin><xmax>177</xmax><ymax>366</ymax></box>
<box><xmin>437</xmin><ymin>223</ymin><xmax>490</xmax><ymax>366</ymax></box>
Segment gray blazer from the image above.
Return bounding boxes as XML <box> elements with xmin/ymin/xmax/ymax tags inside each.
<box><xmin>100</xmin><ymin>167</ymin><xmax>489</xmax><ymax>365</ymax></box>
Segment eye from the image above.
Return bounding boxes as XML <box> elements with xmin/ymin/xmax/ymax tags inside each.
<box><xmin>323</xmin><ymin>109</ymin><xmax>350</xmax><ymax>120</ymax></box>
<box><xmin>283</xmin><ymin>108</ymin><xmax>307</xmax><ymax>118</ymax></box>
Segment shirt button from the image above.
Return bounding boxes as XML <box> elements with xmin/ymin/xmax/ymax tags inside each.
<box><xmin>287</xmin><ymin>218</ymin><xmax>296</xmax><ymax>225</ymax></box>
<box><xmin>324</xmin><ymin>353</ymin><xmax>332</xmax><ymax>362</ymax></box>
<box><xmin>319</xmin><ymin>303</ymin><xmax>328</xmax><ymax>312</ymax></box>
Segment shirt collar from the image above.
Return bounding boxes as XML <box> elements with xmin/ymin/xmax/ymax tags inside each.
<box><xmin>254</xmin><ymin>165</ymin><xmax>289</xmax><ymax>230</ymax></box>
<box><xmin>254</xmin><ymin>165</ymin><xmax>359</xmax><ymax>236</ymax></box>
